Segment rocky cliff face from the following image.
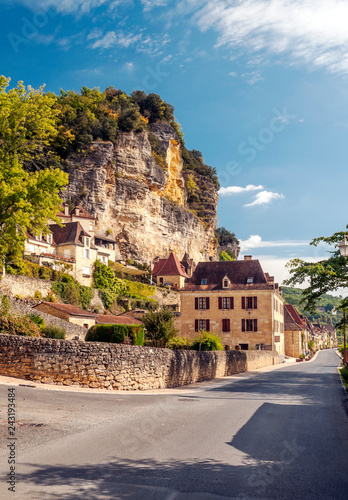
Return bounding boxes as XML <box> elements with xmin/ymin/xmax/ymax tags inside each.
<box><xmin>62</xmin><ymin>123</ymin><xmax>218</xmax><ymax>264</ymax></box>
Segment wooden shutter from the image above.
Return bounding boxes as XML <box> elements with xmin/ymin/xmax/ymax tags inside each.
<box><xmin>218</xmin><ymin>297</ymin><xmax>222</xmax><ymax>309</ymax></box>
<box><xmin>242</xmin><ymin>319</ymin><xmax>246</xmax><ymax>332</ymax></box>
<box><xmin>195</xmin><ymin>297</ymin><xmax>199</xmax><ymax>310</ymax></box>
<box><xmin>206</xmin><ymin>297</ymin><xmax>210</xmax><ymax>310</ymax></box>
<box><xmin>206</xmin><ymin>319</ymin><xmax>210</xmax><ymax>331</ymax></box>
<box><xmin>195</xmin><ymin>320</ymin><xmax>199</xmax><ymax>331</ymax></box>
<box><xmin>254</xmin><ymin>319</ymin><xmax>258</xmax><ymax>332</ymax></box>
<box><xmin>254</xmin><ymin>296</ymin><xmax>258</xmax><ymax>309</ymax></box>
<box><xmin>242</xmin><ymin>297</ymin><xmax>246</xmax><ymax>309</ymax></box>
<box><xmin>230</xmin><ymin>297</ymin><xmax>234</xmax><ymax>309</ymax></box>
<box><xmin>226</xmin><ymin>319</ymin><xmax>230</xmax><ymax>332</ymax></box>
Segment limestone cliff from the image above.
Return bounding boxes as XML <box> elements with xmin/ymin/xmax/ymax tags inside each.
<box><xmin>62</xmin><ymin>123</ymin><xmax>218</xmax><ymax>264</ymax></box>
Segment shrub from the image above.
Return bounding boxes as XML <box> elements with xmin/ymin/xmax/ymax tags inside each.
<box><xmin>52</xmin><ymin>280</ymin><xmax>92</xmax><ymax>309</ymax></box>
<box><xmin>86</xmin><ymin>323</ymin><xmax>144</xmax><ymax>345</ymax></box>
<box><xmin>34</xmin><ymin>290</ymin><xmax>43</xmax><ymax>300</ymax></box>
<box><xmin>167</xmin><ymin>336</ymin><xmax>192</xmax><ymax>350</ymax></box>
<box><xmin>41</xmin><ymin>325</ymin><xmax>66</xmax><ymax>339</ymax></box>
<box><xmin>191</xmin><ymin>332</ymin><xmax>223</xmax><ymax>351</ymax></box>
<box><xmin>0</xmin><ymin>314</ymin><xmax>41</xmax><ymax>337</ymax></box>
<box><xmin>86</xmin><ymin>324</ymin><xmax>126</xmax><ymax>343</ymax></box>
<box><xmin>1</xmin><ymin>295</ymin><xmax>10</xmax><ymax>315</ymax></box>
<box><xmin>143</xmin><ymin>308</ymin><xmax>177</xmax><ymax>348</ymax></box>
<box><xmin>28</xmin><ymin>313</ymin><xmax>45</xmax><ymax>329</ymax></box>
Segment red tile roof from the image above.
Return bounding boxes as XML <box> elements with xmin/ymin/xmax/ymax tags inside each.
<box><xmin>284</xmin><ymin>304</ymin><xmax>306</xmax><ymax>329</ymax></box>
<box><xmin>34</xmin><ymin>302</ymin><xmax>96</xmax><ymax>317</ymax></box>
<box><xmin>95</xmin><ymin>315</ymin><xmax>143</xmax><ymax>325</ymax></box>
<box><xmin>152</xmin><ymin>252</ymin><xmax>189</xmax><ymax>278</ymax></box>
<box><xmin>181</xmin><ymin>260</ymin><xmax>274</xmax><ymax>291</ymax></box>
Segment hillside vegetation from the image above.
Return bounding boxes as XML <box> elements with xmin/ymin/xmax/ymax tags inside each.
<box><xmin>282</xmin><ymin>287</ymin><xmax>342</xmax><ymax>326</ymax></box>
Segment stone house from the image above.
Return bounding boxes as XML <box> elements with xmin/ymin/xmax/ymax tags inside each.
<box><xmin>284</xmin><ymin>304</ymin><xmax>308</xmax><ymax>358</ymax></box>
<box><xmin>25</xmin><ymin>205</ymin><xmax>118</xmax><ymax>286</ymax></box>
<box><xmin>33</xmin><ymin>302</ymin><xmax>143</xmax><ymax>331</ymax></box>
<box><xmin>152</xmin><ymin>252</ymin><xmax>190</xmax><ymax>289</ymax></box>
<box><xmin>178</xmin><ymin>256</ymin><xmax>285</xmax><ymax>354</ymax></box>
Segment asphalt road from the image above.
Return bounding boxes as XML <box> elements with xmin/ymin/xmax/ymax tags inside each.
<box><xmin>1</xmin><ymin>349</ymin><xmax>347</xmax><ymax>500</ymax></box>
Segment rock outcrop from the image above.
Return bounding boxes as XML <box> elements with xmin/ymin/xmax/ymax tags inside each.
<box><xmin>62</xmin><ymin>123</ymin><xmax>218</xmax><ymax>264</ymax></box>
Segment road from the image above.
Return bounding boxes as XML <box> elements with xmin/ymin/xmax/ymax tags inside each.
<box><xmin>0</xmin><ymin>349</ymin><xmax>347</xmax><ymax>500</ymax></box>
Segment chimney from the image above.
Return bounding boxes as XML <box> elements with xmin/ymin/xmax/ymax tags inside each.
<box><xmin>75</xmin><ymin>206</ymin><xmax>80</xmax><ymax>216</ymax></box>
<box><xmin>64</xmin><ymin>203</ymin><xmax>69</xmax><ymax>216</ymax></box>
<box><xmin>244</xmin><ymin>255</ymin><xmax>252</xmax><ymax>261</ymax></box>
<box><xmin>154</xmin><ymin>256</ymin><xmax>159</xmax><ymax>263</ymax></box>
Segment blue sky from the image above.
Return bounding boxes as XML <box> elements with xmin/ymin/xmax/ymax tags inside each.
<box><xmin>1</xmin><ymin>0</ymin><xmax>348</xmax><ymax>283</ymax></box>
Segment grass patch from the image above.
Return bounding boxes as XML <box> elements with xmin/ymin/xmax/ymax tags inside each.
<box><xmin>339</xmin><ymin>366</ymin><xmax>348</xmax><ymax>393</ymax></box>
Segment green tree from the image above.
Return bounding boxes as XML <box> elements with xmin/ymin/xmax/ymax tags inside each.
<box><xmin>285</xmin><ymin>228</ymin><xmax>348</xmax><ymax>317</ymax></box>
<box><xmin>0</xmin><ymin>156</ymin><xmax>68</xmax><ymax>261</ymax></box>
<box><xmin>143</xmin><ymin>308</ymin><xmax>177</xmax><ymax>348</ymax></box>
<box><xmin>0</xmin><ymin>76</ymin><xmax>59</xmax><ymax>170</ymax></box>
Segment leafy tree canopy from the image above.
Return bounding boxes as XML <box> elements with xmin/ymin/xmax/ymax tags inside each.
<box><xmin>285</xmin><ymin>228</ymin><xmax>348</xmax><ymax>318</ymax></box>
<box><xmin>215</xmin><ymin>227</ymin><xmax>239</xmax><ymax>246</ymax></box>
<box><xmin>143</xmin><ymin>308</ymin><xmax>177</xmax><ymax>348</ymax></box>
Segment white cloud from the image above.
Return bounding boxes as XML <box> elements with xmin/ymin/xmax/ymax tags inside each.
<box><xmin>191</xmin><ymin>0</ymin><xmax>348</xmax><ymax>75</ymax></box>
<box><xmin>240</xmin><ymin>235</ymin><xmax>310</xmax><ymax>251</ymax></box>
<box><xmin>90</xmin><ymin>30</ymin><xmax>169</xmax><ymax>55</ymax></box>
<box><xmin>219</xmin><ymin>184</ymin><xmax>263</xmax><ymax>195</ymax></box>
<box><xmin>124</xmin><ymin>61</ymin><xmax>134</xmax><ymax>71</ymax></box>
<box><xmin>15</xmin><ymin>0</ymin><xmax>110</xmax><ymax>14</ymax></box>
<box><xmin>91</xmin><ymin>31</ymin><xmax>117</xmax><ymax>49</ymax></box>
<box><xmin>141</xmin><ymin>0</ymin><xmax>169</xmax><ymax>11</ymax></box>
<box><xmin>244</xmin><ymin>190</ymin><xmax>284</xmax><ymax>207</ymax></box>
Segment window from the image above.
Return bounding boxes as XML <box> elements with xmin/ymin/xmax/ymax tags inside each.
<box><xmin>242</xmin><ymin>319</ymin><xmax>258</xmax><ymax>332</ymax></box>
<box><xmin>29</xmin><ymin>244</ymin><xmax>35</xmax><ymax>253</ymax></box>
<box><xmin>83</xmin><ymin>266</ymin><xmax>90</xmax><ymax>276</ymax></box>
<box><xmin>85</xmin><ymin>237</ymin><xmax>90</xmax><ymax>247</ymax></box>
<box><xmin>242</xmin><ymin>296</ymin><xmax>258</xmax><ymax>310</ymax></box>
<box><xmin>246</xmin><ymin>277</ymin><xmax>253</xmax><ymax>284</ymax></box>
<box><xmin>64</xmin><ymin>249</ymin><xmax>70</xmax><ymax>258</ymax></box>
<box><xmin>222</xmin><ymin>319</ymin><xmax>231</xmax><ymax>332</ymax></box>
<box><xmin>89</xmin><ymin>222</ymin><xmax>93</xmax><ymax>231</ymax></box>
<box><xmin>274</xmin><ymin>335</ymin><xmax>281</xmax><ymax>343</ymax></box>
<box><xmin>83</xmin><ymin>324</ymin><xmax>89</xmax><ymax>329</ymax></box>
<box><xmin>195</xmin><ymin>319</ymin><xmax>210</xmax><ymax>331</ymax></box>
<box><xmin>195</xmin><ymin>297</ymin><xmax>210</xmax><ymax>310</ymax></box>
<box><xmin>159</xmin><ymin>277</ymin><xmax>163</xmax><ymax>285</ymax></box>
<box><xmin>84</xmin><ymin>248</ymin><xmax>90</xmax><ymax>259</ymax></box>
<box><xmin>201</xmin><ymin>279</ymin><xmax>207</xmax><ymax>285</ymax></box>
<box><xmin>219</xmin><ymin>297</ymin><xmax>234</xmax><ymax>310</ymax></box>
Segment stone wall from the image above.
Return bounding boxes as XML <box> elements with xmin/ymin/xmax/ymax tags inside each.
<box><xmin>0</xmin><ymin>274</ymin><xmax>52</xmax><ymax>299</ymax></box>
<box><xmin>0</xmin><ymin>334</ymin><xmax>279</xmax><ymax>390</ymax></box>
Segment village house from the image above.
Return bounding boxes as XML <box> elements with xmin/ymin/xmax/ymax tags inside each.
<box><xmin>152</xmin><ymin>251</ymin><xmax>191</xmax><ymax>289</ymax></box>
<box><xmin>284</xmin><ymin>304</ymin><xmax>309</xmax><ymax>358</ymax></box>
<box><xmin>178</xmin><ymin>256</ymin><xmax>285</xmax><ymax>354</ymax></box>
<box><xmin>25</xmin><ymin>205</ymin><xmax>118</xmax><ymax>286</ymax></box>
<box><xmin>33</xmin><ymin>301</ymin><xmax>143</xmax><ymax>331</ymax></box>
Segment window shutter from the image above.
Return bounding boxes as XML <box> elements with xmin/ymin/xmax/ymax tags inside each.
<box><xmin>226</xmin><ymin>319</ymin><xmax>231</xmax><ymax>332</ymax></box>
<box><xmin>218</xmin><ymin>297</ymin><xmax>222</xmax><ymax>310</ymax></box>
<box><xmin>222</xmin><ymin>319</ymin><xmax>225</xmax><ymax>331</ymax></box>
<box><xmin>254</xmin><ymin>319</ymin><xmax>258</xmax><ymax>332</ymax></box>
<box><xmin>254</xmin><ymin>296</ymin><xmax>258</xmax><ymax>309</ymax></box>
<box><xmin>230</xmin><ymin>297</ymin><xmax>234</xmax><ymax>309</ymax></box>
<box><xmin>206</xmin><ymin>297</ymin><xmax>210</xmax><ymax>310</ymax></box>
<box><xmin>195</xmin><ymin>297</ymin><xmax>198</xmax><ymax>310</ymax></box>
<box><xmin>206</xmin><ymin>319</ymin><xmax>210</xmax><ymax>331</ymax></box>
<box><xmin>195</xmin><ymin>320</ymin><xmax>199</xmax><ymax>331</ymax></box>
<box><xmin>242</xmin><ymin>319</ymin><xmax>246</xmax><ymax>332</ymax></box>
<box><xmin>242</xmin><ymin>297</ymin><xmax>246</xmax><ymax>309</ymax></box>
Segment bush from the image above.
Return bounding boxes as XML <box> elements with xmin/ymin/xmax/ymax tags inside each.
<box><xmin>86</xmin><ymin>324</ymin><xmax>127</xmax><ymax>343</ymax></box>
<box><xmin>86</xmin><ymin>323</ymin><xmax>144</xmax><ymax>345</ymax></box>
<box><xmin>41</xmin><ymin>325</ymin><xmax>66</xmax><ymax>339</ymax></box>
<box><xmin>0</xmin><ymin>314</ymin><xmax>41</xmax><ymax>337</ymax></box>
<box><xmin>28</xmin><ymin>313</ymin><xmax>45</xmax><ymax>329</ymax></box>
<box><xmin>191</xmin><ymin>332</ymin><xmax>223</xmax><ymax>351</ymax></box>
<box><xmin>167</xmin><ymin>336</ymin><xmax>192</xmax><ymax>350</ymax></box>
<box><xmin>1</xmin><ymin>295</ymin><xmax>10</xmax><ymax>315</ymax></box>
<box><xmin>52</xmin><ymin>280</ymin><xmax>93</xmax><ymax>309</ymax></box>
<box><xmin>143</xmin><ymin>308</ymin><xmax>176</xmax><ymax>348</ymax></box>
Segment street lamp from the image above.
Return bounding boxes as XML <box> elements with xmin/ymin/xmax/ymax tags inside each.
<box><xmin>338</xmin><ymin>235</ymin><xmax>348</xmax><ymax>365</ymax></box>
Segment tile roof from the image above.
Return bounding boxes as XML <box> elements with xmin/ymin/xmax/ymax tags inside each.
<box><xmin>284</xmin><ymin>304</ymin><xmax>307</xmax><ymax>329</ymax></box>
<box><xmin>95</xmin><ymin>315</ymin><xmax>143</xmax><ymax>325</ymax></box>
<box><xmin>34</xmin><ymin>301</ymin><xmax>96</xmax><ymax>317</ymax></box>
<box><xmin>181</xmin><ymin>260</ymin><xmax>273</xmax><ymax>291</ymax></box>
<box><xmin>284</xmin><ymin>306</ymin><xmax>304</xmax><ymax>330</ymax></box>
<box><xmin>152</xmin><ymin>252</ymin><xmax>189</xmax><ymax>278</ymax></box>
<box><xmin>49</xmin><ymin>221</ymin><xmax>91</xmax><ymax>247</ymax></box>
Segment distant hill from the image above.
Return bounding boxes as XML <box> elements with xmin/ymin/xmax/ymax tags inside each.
<box><xmin>282</xmin><ymin>287</ymin><xmax>342</xmax><ymax>327</ymax></box>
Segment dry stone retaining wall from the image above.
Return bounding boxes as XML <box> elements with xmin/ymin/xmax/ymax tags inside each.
<box><xmin>0</xmin><ymin>334</ymin><xmax>279</xmax><ymax>390</ymax></box>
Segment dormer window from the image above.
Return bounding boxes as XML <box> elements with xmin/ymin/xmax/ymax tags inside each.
<box><xmin>222</xmin><ymin>275</ymin><xmax>230</xmax><ymax>289</ymax></box>
<box><xmin>201</xmin><ymin>279</ymin><xmax>207</xmax><ymax>285</ymax></box>
<box><xmin>89</xmin><ymin>222</ymin><xmax>93</xmax><ymax>231</ymax></box>
<box><xmin>85</xmin><ymin>237</ymin><xmax>90</xmax><ymax>247</ymax></box>
<box><xmin>247</xmin><ymin>277</ymin><xmax>253</xmax><ymax>284</ymax></box>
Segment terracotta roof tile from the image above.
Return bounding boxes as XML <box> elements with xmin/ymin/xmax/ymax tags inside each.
<box><xmin>284</xmin><ymin>304</ymin><xmax>306</xmax><ymax>329</ymax></box>
<box><xmin>152</xmin><ymin>252</ymin><xmax>189</xmax><ymax>278</ymax></box>
<box><xmin>34</xmin><ymin>302</ymin><xmax>96</xmax><ymax>317</ymax></box>
<box><xmin>49</xmin><ymin>221</ymin><xmax>91</xmax><ymax>246</ymax></box>
<box><xmin>95</xmin><ymin>315</ymin><xmax>143</xmax><ymax>325</ymax></box>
